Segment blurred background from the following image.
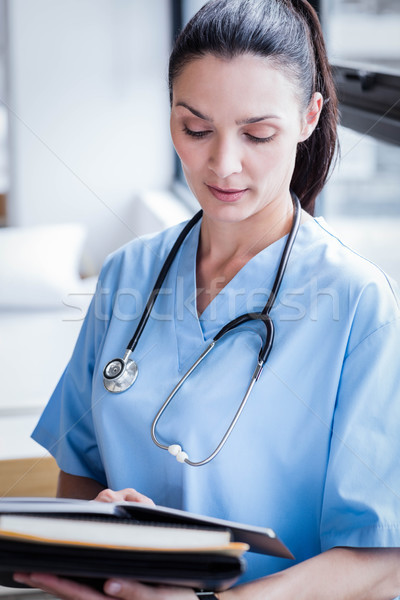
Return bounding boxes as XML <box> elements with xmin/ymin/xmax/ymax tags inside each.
<box><xmin>321</xmin><ymin>0</ymin><xmax>400</xmax><ymax>284</ymax></box>
<box><xmin>0</xmin><ymin>0</ymin><xmax>399</xmax><ymax>573</ymax></box>
<box><xmin>0</xmin><ymin>0</ymin><xmax>399</xmax><ymax>278</ymax></box>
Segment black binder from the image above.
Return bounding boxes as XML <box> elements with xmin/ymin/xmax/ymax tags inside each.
<box><xmin>0</xmin><ymin>497</ymin><xmax>293</xmax><ymax>592</ymax></box>
<box><xmin>0</xmin><ymin>537</ymin><xmax>245</xmax><ymax>592</ymax></box>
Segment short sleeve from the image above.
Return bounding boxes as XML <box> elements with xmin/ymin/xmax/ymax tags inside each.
<box><xmin>320</xmin><ymin>316</ymin><xmax>400</xmax><ymax>551</ymax></box>
<box><xmin>31</xmin><ymin>275</ymin><xmax>109</xmax><ymax>485</ymax></box>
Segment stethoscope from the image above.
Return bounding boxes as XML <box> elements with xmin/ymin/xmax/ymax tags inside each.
<box><xmin>103</xmin><ymin>192</ymin><xmax>301</xmax><ymax>466</ymax></box>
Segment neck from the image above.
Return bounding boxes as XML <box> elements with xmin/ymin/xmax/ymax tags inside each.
<box><xmin>198</xmin><ymin>192</ymin><xmax>295</xmax><ymax>264</ymax></box>
<box><xmin>195</xmin><ymin>191</ymin><xmax>306</xmax><ymax>316</ymax></box>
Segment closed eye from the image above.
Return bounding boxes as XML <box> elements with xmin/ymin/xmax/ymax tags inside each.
<box><xmin>183</xmin><ymin>125</ymin><xmax>211</xmax><ymax>139</ymax></box>
<box><xmin>245</xmin><ymin>133</ymin><xmax>275</xmax><ymax>144</ymax></box>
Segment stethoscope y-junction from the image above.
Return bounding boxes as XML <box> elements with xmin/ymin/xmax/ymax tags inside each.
<box><xmin>103</xmin><ymin>192</ymin><xmax>301</xmax><ymax>466</ymax></box>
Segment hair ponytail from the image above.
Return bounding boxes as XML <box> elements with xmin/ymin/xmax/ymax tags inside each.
<box><xmin>287</xmin><ymin>0</ymin><xmax>339</xmax><ymax>214</ymax></box>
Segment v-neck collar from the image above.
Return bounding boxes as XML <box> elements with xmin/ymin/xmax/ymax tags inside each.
<box><xmin>173</xmin><ymin>217</ymin><xmax>295</xmax><ymax>371</ymax></box>
<box><xmin>173</xmin><ymin>219</ymin><xmax>204</xmax><ymax>371</ymax></box>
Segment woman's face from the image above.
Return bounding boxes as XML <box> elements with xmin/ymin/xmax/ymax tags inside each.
<box><xmin>170</xmin><ymin>53</ymin><xmax>321</xmax><ymax>224</ymax></box>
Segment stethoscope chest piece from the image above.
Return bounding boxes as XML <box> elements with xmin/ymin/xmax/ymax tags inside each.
<box><xmin>103</xmin><ymin>350</ymin><xmax>138</xmax><ymax>393</ymax></box>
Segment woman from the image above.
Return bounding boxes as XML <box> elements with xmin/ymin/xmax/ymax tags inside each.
<box><xmin>15</xmin><ymin>0</ymin><xmax>400</xmax><ymax>598</ymax></box>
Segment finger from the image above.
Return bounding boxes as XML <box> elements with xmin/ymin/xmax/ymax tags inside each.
<box><xmin>13</xmin><ymin>573</ymin><xmax>34</xmax><ymax>588</ymax></box>
<box><xmin>94</xmin><ymin>489</ymin><xmax>120</xmax><ymax>502</ymax></box>
<box><xmin>95</xmin><ymin>488</ymin><xmax>155</xmax><ymax>506</ymax></box>
<box><xmin>14</xmin><ymin>573</ymin><xmax>107</xmax><ymax>600</ymax></box>
<box><xmin>104</xmin><ymin>579</ymin><xmax>197</xmax><ymax>599</ymax></box>
<box><xmin>120</xmin><ymin>490</ymin><xmax>155</xmax><ymax>506</ymax></box>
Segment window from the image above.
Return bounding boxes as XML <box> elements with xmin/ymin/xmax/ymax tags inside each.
<box><xmin>323</xmin><ymin>130</ymin><xmax>400</xmax><ymax>283</ymax></box>
<box><xmin>327</xmin><ymin>0</ymin><xmax>400</xmax><ymax>72</ymax></box>
<box><xmin>0</xmin><ymin>0</ymin><xmax>8</xmax><ymax>226</ymax></box>
<box><xmin>322</xmin><ymin>0</ymin><xmax>400</xmax><ymax>283</ymax></box>
<box><xmin>326</xmin><ymin>0</ymin><xmax>400</xmax><ymax>145</ymax></box>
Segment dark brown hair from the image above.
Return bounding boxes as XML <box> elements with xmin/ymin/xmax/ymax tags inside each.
<box><xmin>169</xmin><ymin>0</ymin><xmax>339</xmax><ymax>215</ymax></box>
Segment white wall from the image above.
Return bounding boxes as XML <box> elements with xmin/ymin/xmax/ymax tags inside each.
<box><xmin>6</xmin><ymin>0</ymin><xmax>174</xmax><ymax>273</ymax></box>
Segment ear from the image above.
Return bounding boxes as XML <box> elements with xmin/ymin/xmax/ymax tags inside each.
<box><xmin>299</xmin><ymin>92</ymin><xmax>324</xmax><ymax>142</ymax></box>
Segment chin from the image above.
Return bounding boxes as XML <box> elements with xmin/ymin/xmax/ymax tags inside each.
<box><xmin>201</xmin><ymin>202</ymin><xmax>258</xmax><ymax>224</ymax></box>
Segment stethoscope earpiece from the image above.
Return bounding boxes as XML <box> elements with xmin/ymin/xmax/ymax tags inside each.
<box><xmin>103</xmin><ymin>350</ymin><xmax>138</xmax><ymax>393</ymax></box>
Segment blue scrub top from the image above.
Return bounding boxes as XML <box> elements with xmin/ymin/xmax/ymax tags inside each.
<box><xmin>32</xmin><ymin>216</ymin><xmax>400</xmax><ymax>584</ymax></box>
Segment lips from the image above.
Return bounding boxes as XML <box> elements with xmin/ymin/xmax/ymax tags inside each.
<box><xmin>206</xmin><ymin>184</ymin><xmax>248</xmax><ymax>203</ymax></box>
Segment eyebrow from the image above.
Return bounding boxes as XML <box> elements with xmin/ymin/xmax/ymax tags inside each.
<box><xmin>176</xmin><ymin>102</ymin><xmax>213</xmax><ymax>121</ymax></box>
<box><xmin>175</xmin><ymin>102</ymin><xmax>281</xmax><ymax>124</ymax></box>
<box><xmin>237</xmin><ymin>114</ymin><xmax>281</xmax><ymax>125</ymax></box>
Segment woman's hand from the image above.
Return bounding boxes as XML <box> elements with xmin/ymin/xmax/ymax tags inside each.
<box><xmin>57</xmin><ymin>470</ymin><xmax>106</xmax><ymax>500</ymax></box>
<box><xmin>13</xmin><ymin>489</ymin><xmax>161</xmax><ymax>597</ymax></box>
<box><xmin>94</xmin><ymin>488</ymin><xmax>155</xmax><ymax>506</ymax></box>
<box><xmin>56</xmin><ymin>473</ymin><xmax>155</xmax><ymax>506</ymax></box>
<box><xmin>12</xmin><ymin>573</ymin><xmax>206</xmax><ymax>600</ymax></box>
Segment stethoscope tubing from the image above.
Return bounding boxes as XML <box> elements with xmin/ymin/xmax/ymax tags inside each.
<box><xmin>125</xmin><ymin>210</ymin><xmax>203</xmax><ymax>355</ymax></box>
<box><xmin>150</xmin><ymin>193</ymin><xmax>301</xmax><ymax>466</ymax></box>
<box><xmin>150</xmin><ymin>326</ymin><xmax>271</xmax><ymax>467</ymax></box>
<box><xmin>104</xmin><ymin>192</ymin><xmax>301</xmax><ymax>466</ymax></box>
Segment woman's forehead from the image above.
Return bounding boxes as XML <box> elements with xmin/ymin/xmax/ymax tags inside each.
<box><xmin>172</xmin><ymin>53</ymin><xmax>302</xmax><ymax>119</ymax></box>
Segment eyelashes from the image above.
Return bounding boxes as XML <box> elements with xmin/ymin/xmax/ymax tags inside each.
<box><xmin>183</xmin><ymin>126</ymin><xmax>211</xmax><ymax>139</ymax></box>
<box><xmin>245</xmin><ymin>133</ymin><xmax>275</xmax><ymax>144</ymax></box>
<box><xmin>183</xmin><ymin>125</ymin><xmax>274</xmax><ymax>144</ymax></box>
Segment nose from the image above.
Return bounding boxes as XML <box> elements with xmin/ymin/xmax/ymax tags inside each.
<box><xmin>208</xmin><ymin>134</ymin><xmax>243</xmax><ymax>179</ymax></box>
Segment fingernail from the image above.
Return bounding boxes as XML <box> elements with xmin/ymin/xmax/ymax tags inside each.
<box><xmin>13</xmin><ymin>574</ymin><xmax>28</xmax><ymax>584</ymax></box>
<box><xmin>105</xmin><ymin>581</ymin><xmax>122</xmax><ymax>595</ymax></box>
